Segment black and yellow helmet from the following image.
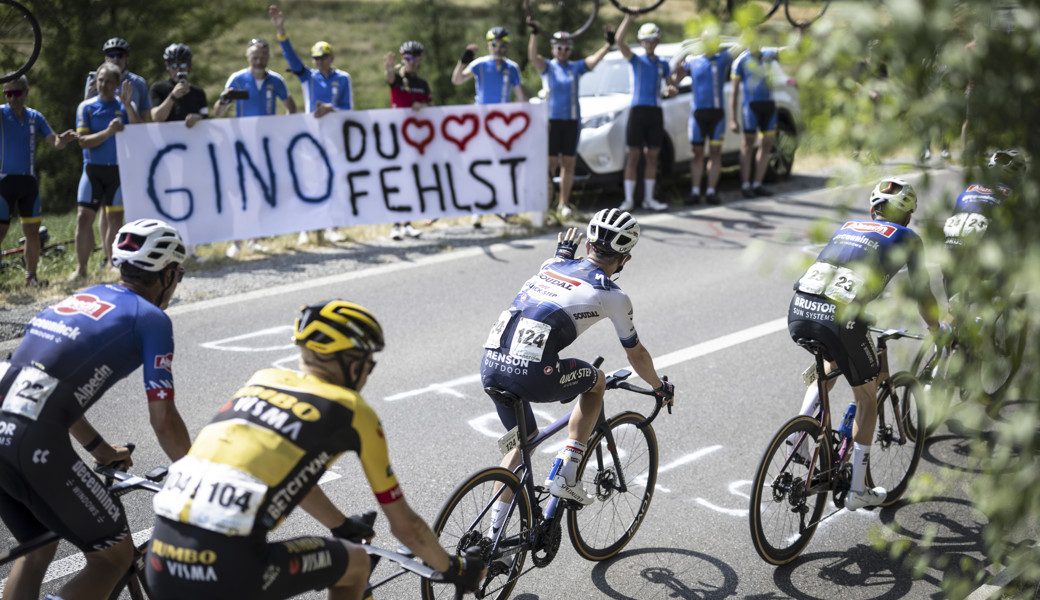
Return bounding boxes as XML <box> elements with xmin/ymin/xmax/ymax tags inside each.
<box><xmin>293</xmin><ymin>300</ymin><xmax>385</xmax><ymax>354</ymax></box>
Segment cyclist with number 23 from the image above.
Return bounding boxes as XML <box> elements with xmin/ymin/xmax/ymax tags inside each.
<box><xmin>481</xmin><ymin>209</ymin><xmax>675</xmax><ymax>517</ymax></box>
<box><xmin>788</xmin><ymin>178</ymin><xmax>944</xmax><ymax>511</ymax></box>
<box><xmin>146</xmin><ymin>300</ymin><xmax>483</xmax><ymax>599</ymax></box>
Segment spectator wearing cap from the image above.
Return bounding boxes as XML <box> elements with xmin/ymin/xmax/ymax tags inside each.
<box><xmin>269</xmin><ymin>4</ymin><xmax>352</xmax><ymax>119</ymax></box>
<box><xmin>214</xmin><ymin>37</ymin><xmax>297</xmax><ymax>118</ymax></box>
<box><xmin>384</xmin><ymin>40</ymin><xmax>433</xmax><ymax>241</ymax></box>
<box><xmin>527</xmin><ymin>22</ymin><xmax>611</xmax><ymax>219</ymax></box>
<box><xmin>84</xmin><ymin>37</ymin><xmax>151</xmax><ymax>122</ymax></box>
<box><xmin>452</xmin><ymin>26</ymin><xmax>527</xmax><ymax>227</ymax></box>
<box><xmin>615</xmin><ymin>14</ymin><xmax>675</xmax><ymax>213</ymax></box>
<box><xmin>150</xmin><ymin>44</ymin><xmax>208</xmax><ymax>128</ymax></box>
<box><xmin>1</xmin><ymin>75</ymin><xmax>77</xmax><ymax>286</ymax></box>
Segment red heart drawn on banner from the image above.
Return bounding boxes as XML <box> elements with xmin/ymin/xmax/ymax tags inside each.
<box><xmin>402</xmin><ymin>117</ymin><xmax>435</xmax><ymax>155</ymax></box>
<box><xmin>485</xmin><ymin>111</ymin><xmax>531</xmax><ymax>151</ymax></box>
<box><xmin>441</xmin><ymin>114</ymin><xmax>480</xmax><ymax>152</ymax></box>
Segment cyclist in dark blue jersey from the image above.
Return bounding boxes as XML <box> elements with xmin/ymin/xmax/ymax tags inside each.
<box><xmin>788</xmin><ymin>178</ymin><xmax>942</xmax><ymax>511</ymax></box>
<box><xmin>0</xmin><ymin>219</ymin><xmax>192</xmax><ymax>600</ymax></box>
<box><xmin>481</xmin><ymin>209</ymin><xmax>674</xmax><ymax>509</ymax></box>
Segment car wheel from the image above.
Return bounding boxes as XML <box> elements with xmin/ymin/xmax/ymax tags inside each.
<box><xmin>764</xmin><ymin>119</ymin><xmax>797</xmax><ymax>183</ymax></box>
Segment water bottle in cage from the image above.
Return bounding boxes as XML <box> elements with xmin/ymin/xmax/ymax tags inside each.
<box><xmin>838</xmin><ymin>403</ymin><xmax>856</xmax><ymax>439</ymax></box>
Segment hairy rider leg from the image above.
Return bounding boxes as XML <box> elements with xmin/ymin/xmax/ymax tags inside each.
<box><xmin>2</xmin><ymin>539</ymin><xmax>58</xmax><ymax>600</ymax></box>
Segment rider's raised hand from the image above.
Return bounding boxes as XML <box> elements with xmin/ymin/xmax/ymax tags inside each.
<box><xmin>555</xmin><ymin>227</ymin><xmax>584</xmax><ymax>259</ymax></box>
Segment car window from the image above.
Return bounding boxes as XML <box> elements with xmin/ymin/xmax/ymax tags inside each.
<box><xmin>579</xmin><ymin>58</ymin><xmax>630</xmax><ymax>96</ymax></box>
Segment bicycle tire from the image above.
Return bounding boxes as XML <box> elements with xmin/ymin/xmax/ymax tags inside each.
<box><xmin>784</xmin><ymin>0</ymin><xmax>831</xmax><ymax>28</ymax></box>
<box><xmin>726</xmin><ymin>0</ymin><xmax>783</xmax><ymax>25</ymax></box>
<box><xmin>420</xmin><ymin>467</ymin><xmax>532</xmax><ymax>600</ymax></box>
<box><xmin>749</xmin><ymin>415</ymin><xmax>831</xmax><ymax>565</ymax></box>
<box><xmin>974</xmin><ymin>301</ymin><xmax>1027</xmax><ymax>402</ymax></box>
<box><xmin>567</xmin><ymin>411</ymin><xmax>658</xmax><ymax>561</ymax></box>
<box><xmin>0</xmin><ymin>0</ymin><xmax>42</xmax><ymax>84</ymax></box>
<box><xmin>525</xmin><ymin>0</ymin><xmax>600</xmax><ymax>40</ymax></box>
<box><xmin>608</xmin><ymin>0</ymin><xmax>665</xmax><ymax>16</ymax></box>
<box><xmin>866</xmin><ymin>372</ymin><xmax>925</xmax><ymax>506</ymax></box>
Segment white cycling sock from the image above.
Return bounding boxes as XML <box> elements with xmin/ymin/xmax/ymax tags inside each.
<box><xmin>623</xmin><ymin>180</ymin><xmax>635</xmax><ymax>204</ymax></box>
<box><xmin>706</xmin><ymin>187</ymin><xmax>715</xmax><ymax>195</ymax></box>
<box><xmin>45</xmin><ymin>596</ymin><xmax>67</xmax><ymax>600</ymax></box>
<box><xmin>851</xmin><ymin>442</ymin><xmax>870</xmax><ymax>493</ymax></box>
<box><xmin>644</xmin><ymin>179</ymin><xmax>656</xmax><ymax>203</ymax></box>
<box><xmin>487</xmin><ymin>500</ymin><xmax>510</xmax><ymax>538</ymax></box>
<box><xmin>553</xmin><ymin>439</ymin><xmax>587</xmax><ymax>484</ymax></box>
<box><xmin>691</xmin><ymin>186</ymin><xmax>700</xmax><ymax>196</ymax></box>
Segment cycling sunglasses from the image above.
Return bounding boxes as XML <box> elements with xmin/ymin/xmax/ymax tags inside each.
<box><xmin>169</xmin><ymin>62</ymin><xmax>190</xmax><ymax>69</ymax></box>
<box><xmin>4</xmin><ymin>89</ymin><xmax>25</xmax><ymax>98</ymax></box>
<box><xmin>403</xmin><ymin>54</ymin><xmax>422</xmax><ymax>61</ymax></box>
<box><xmin>490</xmin><ymin>41</ymin><xmax>508</xmax><ymax>48</ymax></box>
<box><xmin>106</xmin><ymin>51</ymin><xmax>126</xmax><ymax>59</ymax></box>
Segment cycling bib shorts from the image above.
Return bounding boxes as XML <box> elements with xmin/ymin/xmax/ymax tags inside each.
<box><xmin>787</xmin><ymin>291</ymin><xmax>879</xmax><ymax>386</ymax></box>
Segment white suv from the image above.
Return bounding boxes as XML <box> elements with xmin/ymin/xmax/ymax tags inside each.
<box><xmin>573</xmin><ymin>38</ymin><xmax>801</xmax><ymax>185</ymax></box>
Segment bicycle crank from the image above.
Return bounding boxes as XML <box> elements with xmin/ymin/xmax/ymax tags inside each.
<box><xmin>531</xmin><ymin>520</ymin><xmax>561</xmax><ymax>567</ymax></box>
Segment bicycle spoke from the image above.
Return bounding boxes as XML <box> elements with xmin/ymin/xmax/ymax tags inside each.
<box><xmin>0</xmin><ymin>0</ymin><xmax>42</xmax><ymax>83</ymax></box>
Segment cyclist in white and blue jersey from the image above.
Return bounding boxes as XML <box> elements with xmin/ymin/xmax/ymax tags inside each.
<box><xmin>615</xmin><ymin>14</ymin><xmax>675</xmax><ymax>213</ymax></box>
<box><xmin>730</xmin><ymin>42</ymin><xmax>783</xmax><ymax>198</ymax></box>
<box><xmin>83</xmin><ymin>38</ymin><xmax>151</xmax><ymax>123</ymax></box>
<box><xmin>1</xmin><ymin>75</ymin><xmax>76</xmax><ymax>286</ymax></box>
<box><xmin>270</xmin><ymin>5</ymin><xmax>352</xmax><ymax>117</ymax></box>
<box><xmin>670</xmin><ymin>23</ymin><xmax>734</xmax><ymax>206</ymax></box>
<box><xmin>528</xmin><ymin>23</ymin><xmax>611</xmax><ymax>217</ymax></box>
<box><xmin>72</xmin><ymin>63</ymin><xmax>143</xmax><ymax>280</ymax></box>
<box><xmin>214</xmin><ymin>38</ymin><xmax>297</xmax><ymax>118</ymax></box>
<box><xmin>452</xmin><ymin>26</ymin><xmax>528</xmax><ymax>227</ymax></box>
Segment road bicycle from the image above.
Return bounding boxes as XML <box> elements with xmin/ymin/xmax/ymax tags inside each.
<box><xmin>0</xmin><ymin>444</ymin><xmax>167</xmax><ymax>600</ymax></box>
<box><xmin>420</xmin><ymin>360</ymin><xmax>669</xmax><ymax>599</ymax></box>
<box><xmin>525</xmin><ymin>0</ymin><xmax>601</xmax><ymax>40</ymax></box>
<box><xmin>0</xmin><ymin>0</ymin><xmax>41</xmax><ymax>83</ymax></box>
<box><xmin>726</xmin><ymin>0</ymin><xmax>831</xmax><ymax>29</ymax></box>
<box><xmin>749</xmin><ymin>326</ymin><xmax>925</xmax><ymax>565</ymax></box>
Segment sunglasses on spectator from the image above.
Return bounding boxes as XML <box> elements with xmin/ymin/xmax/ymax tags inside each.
<box><xmin>490</xmin><ymin>41</ymin><xmax>508</xmax><ymax>48</ymax></box>
<box><xmin>553</xmin><ymin>45</ymin><xmax>573</xmax><ymax>51</ymax></box>
<box><xmin>106</xmin><ymin>51</ymin><xmax>126</xmax><ymax>59</ymax></box>
<box><xmin>169</xmin><ymin>62</ymin><xmax>189</xmax><ymax>69</ymax></box>
<box><xmin>403</xmin><ymin>54</ymin><xmax>422</xmax><ymax>61</ymax></box>
<box><xmin>4</xmin><ymin>89</ymin><xmax>25</xmax><ymax>98</ymax></box>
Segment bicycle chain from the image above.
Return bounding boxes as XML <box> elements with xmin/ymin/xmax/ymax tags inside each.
<box><xmin>531</xmin><ymin>519</ymin><xmax>561</xmax><ymax>567</ymax></box>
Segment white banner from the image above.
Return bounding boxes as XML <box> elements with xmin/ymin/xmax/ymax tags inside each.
<box><xmin>116</xmin><ymin>104</ymin><xmax>548</xmax><ymax>246</ymax></box>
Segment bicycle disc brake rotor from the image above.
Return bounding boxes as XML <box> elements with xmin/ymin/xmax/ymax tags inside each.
<box><xmin>531</xmin><ymin>520</ymin><xmax>561</xmax><ymax>567</ymax></box>
<box><xmin>593</xmin><ymin>467</ymin><xmax>617</xmax><ymax>501</ymax></box>
<box><xmin>832</xmin><ymin>462</ymin><xmax>852</xmax><ymax>508</ymax></box>
<box><xmin>771</xmin><ymin>471</ymin><xmax>793</xmax><ymax>503</ymax></box>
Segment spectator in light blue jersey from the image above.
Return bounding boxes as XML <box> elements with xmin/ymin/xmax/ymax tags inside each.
<box><xmin>270</xmin><ymin>5</ymin><xmax>352</xmax><ymax>117</ymax></box>
<box><xmin>730</xmin><ymin>38</ymin><xmax>785</xmax><ymax>198</ymax></box>
<box><xmin>1</xmin><ymin>76</ymin><xmax>76</xmax><ymax>286</ymax></box>
<box><xmin>528</xmin><ymin>22</ymin><xmax>611</xmax><ymax>217</ymax></box>
<box><xmin>84</xmin><ymin>37</ymin><xmax>151</xmax><ymax>123</ymax></box>
<box><xmin>214</xmin><ymin>37</ymin><xmax>298</xmax><ymax>119</ymax></box>
<box><xmin>615</xmin><ymin>14</ymin><xmax>676</xmax><ymax>213</ymax></box>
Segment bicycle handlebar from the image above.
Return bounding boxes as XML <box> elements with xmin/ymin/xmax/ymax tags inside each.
<box><xmin>603</xmin><ymin>367</ymin><xmax>670</xmax><ymax>429</ymax></box>
<box><xmin>866</xmin><ymin>326</ymin><xmax>926</xmax><ymax>343</ymax></box>
<box><xmin>92</xmin><ymin>443</ymin><xmax>167</xmax><ymax>495</ymax></box>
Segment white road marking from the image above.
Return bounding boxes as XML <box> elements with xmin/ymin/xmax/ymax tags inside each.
<box><xmin>637</xmin><ymin>445</ymin><xmax>722</xmax><ymax>493</ymax></box>
<box><xmin>199</xmin><ymin>326</ymin><xmax>295</xmax><ymax>352</ymax></box>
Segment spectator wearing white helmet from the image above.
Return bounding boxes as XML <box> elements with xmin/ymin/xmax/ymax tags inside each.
<box><xmin>788</xmin><ymin>177</ymin><xmax>943</xmax><ymax>512</ymax></box>
<box><xmin>480</xmin><ymin>209</ymin><xmax>675</xmax><ymax>510</ymax></box>
<box><xmin>0</xmin><ymin>218</ymin><xmax>191</xmax><ymax>600</ymax></box>
<box><xmin>614</xmin><ymin>14</ymin><xmax>677</xmax><ymax>213</ymax></box>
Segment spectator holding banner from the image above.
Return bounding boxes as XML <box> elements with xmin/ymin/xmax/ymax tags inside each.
<box><xmin>1</xmin><ymin>75</ymin><xmax>77</xmax><ymax>286</ymax></box>
<box><xmin>72</xmin><ymin>63</ymin><xmax>143</xmax><ymax>280</ymax></box>
<box><xmin>385</xmin><ymin>40</ymin><xmax>432</xmax><ymax>240</ymax></box>
<box><xmin>84</xmin><ymin>37</ymin><xmax>151</xmax><ymax>123</ymax></box>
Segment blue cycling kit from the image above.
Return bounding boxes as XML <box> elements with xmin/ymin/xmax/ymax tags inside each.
<box><xmin>223</xmin><ymin>69</ymin><xmax>291</xmax><ymax>116</ymax></box>
<box><xmin>627</xmin><ymin>53</ymin><xmax>670</xmax><ymax>107</ymax></box>
<box><xmin>467</xmin><ymin>56</ymin><xmax>522</xmax><ymax>105</ymax></box>
<box><xmin>540</xmin><ymin>59</ymin><xmax>589</xmax><ymax>120</ymax></box>
<box><xmin>278</xmin><ymin>38</ymin><xmax>352</xmax><ymax>111</ymax></box>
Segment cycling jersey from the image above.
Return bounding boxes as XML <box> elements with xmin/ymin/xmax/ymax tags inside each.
<box><xmin>278</xmin><ymin>38</ymin><xmax>353</xmax><ymax>112</ymax></box>
<box><xmin>540</xmin><ymin>59</ymin><xmax>589</xmax><ymax>121</ymax></box>
<box><xmin>732</xmin><ymin>48</ymin><xmax>779</xmax><ymax>105</ymax></box>
<box><xmin>83</xmin><ymin>70</ymin><xmax>151</xmax><ymax>116</ymax></box>
<box><xmin>146</xmin><ymin>367</ymin><xmax>400</xmax><ymax>598</ymax></box>
<box><xmin>75</xmin><ymin>96</ymin><xmax>128</xmax><ymax>165</ymax></box>
<box><xmin>481</xmin><ymin>257</ymin><xmax>638</xmax><ymax>431</ymax></box>
<box><xmin>683</xmin><ymin>48</ymin><xmax>733</xmax><ymax>111</ymax></box>
<box><xmin>627</xmin><ymin>53</ymin><xmax>670</xmax><ymax>107</ymax></box>
<box><xmin>944</xmin><ymin>182</ymin><xmax>1011</xmax><ymax>248</ymax></box>
<box><xmin>389</xmin><ymin>72</ymin><xmax>432</xmax><ymax>108</ymax></box>
<box><xmin>223</xmin><ymin>69</ymin><xmax>291</xmax><ymax>116</ymax></box>
<box><xmin>466</xmin><ymin>56</ymin><xmax>522</xmax><ymax>104</ymax></box>
<box><xmin>0</xmin><ymin>105</ymin><xmax>54</xmax><ymax>176</ymax></box>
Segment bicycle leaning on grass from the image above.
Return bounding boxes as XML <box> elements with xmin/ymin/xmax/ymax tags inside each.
<box><xmin>420</xmin><ymin>359</ymin><xmax>669</xmax><ymax>600</ymax></box>
<box><xmin>748</xmin><ymin>325</ymin><xmax>926</xmax><ymax>565</ymax></box>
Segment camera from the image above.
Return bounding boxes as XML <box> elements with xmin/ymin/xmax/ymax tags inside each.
<box><xmin>176</xmin><ymin>72</ymin><xmax>188</xmax><ymax>82</ymax></box>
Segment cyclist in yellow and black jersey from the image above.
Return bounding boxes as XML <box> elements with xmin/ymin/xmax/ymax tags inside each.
<box><xmin>145</xmin><ymin>300</ymin><xmax>483</xmax><ymax>600</ymax></box>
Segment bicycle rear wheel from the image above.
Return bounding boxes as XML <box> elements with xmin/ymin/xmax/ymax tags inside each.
<box><xmin>567</xmin><ymin>411</ymin><xmax>658</xmax><ymax>561</ymax></box>
<box><xmin>421</xmin><ymin>467</ymin><xmax>531</xmax><ymax>600</ymax></box>
<box><xmin>974</xmin><ymin>301</ymin><xmax>1026</xmax><ymax>402</ymax></box>
<box><xmin>525</xmin><ymin>0</ymin><xmax>600</xmax><ymax>39</ymax></box>
<box><xmin>608</xmin><ymin>0</ymin><xmax>666</xmax><ymax>16</ymax></box>
<box><xmin>784</xmin><ymin>0</ymin><xmax>832</xmax><ymax>28</ymax></box>
<box><xmin>0</xmin><ymin>0</ymin><xmax>41</xmax><ymax>84</ymax></box>
<box><xmin>867</xmin><ymin>372</ymin><xmax>925</xmax><ymax>506</ymax></box>
<box><xmin>749</xmin><ymin>415</ymin><xmax>831</xmax><ymax>565</ymax></box>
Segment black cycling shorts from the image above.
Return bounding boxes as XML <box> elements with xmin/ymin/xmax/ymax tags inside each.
<box><xmin>480</xmin><ymin>351</ymin><xmax>599</xmax><ymax>433</ymax></box>
<box><xmin>744</xmin><ymin>100</ymin><xmax>777</xmax><ymax>133</ymax></box>
<box><xmin>787</xmin><ymin>292</ymin><xmax>879</xmax><ymax>387</ymax></box>
<box><xmin>146</xmin><ymin>517</ymin><xmax>350</xmax><ymax>600</ymax></box>
<box><xmin>77</xmin><ymin>163</ymin><xmax>123</xmax><ymax>211</ymax></box>
<box><xmin>0</xmin><ymin>174</ymin><xmax>41</xmax><ymax>224</ymax></box>
<box><xmin>690</xmin><ymin>108</ymin><xmax>725</xmax><ymax>144</ymax></box>
<box><xmin>0</xmin><ymin>413</ymin><xmax>129</xmax><ymax>553</ymax></box>
<box><xmin>625</xmin><ymin>105</ymin><xmax>664</xmax><ymax>150</ymax></box>
<box><xmin>548</xmin><ymin>119</ymin><xmax>580</xmax><ymax>157</ymax></box>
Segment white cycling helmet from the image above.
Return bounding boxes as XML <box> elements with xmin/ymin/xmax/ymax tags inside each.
<box><xmin>112</xmin><ymin>219</ymin><xmax>187</xmax><ymax>272</ymax></box>
<box><xmin>587</xmin><ymin>209</ymin><xmax>640</xmax><ymax>255</ymax></box>
<box><xmin>637</xmin><ymin>23</ymin><xmax>660</xmax><ymax>41</ymax></box>
<box><xmin>869</xmin><ymin>177</ymin><xmax>917</xmax><ymax>214</ymax></box>
<box><xmin>987</xmin><ymin>149</ymin><xmax>1026</xmax><ymax>178</ymax></box>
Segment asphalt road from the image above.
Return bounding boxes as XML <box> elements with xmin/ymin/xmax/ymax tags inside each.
<box><xmin>2</xmin><ymin>165</ymin><xmax>1026</xmax><ymax>599</ymax></box>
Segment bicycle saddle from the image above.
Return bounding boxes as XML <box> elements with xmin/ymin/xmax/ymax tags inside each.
<box><xmin>795</xmin><ymin>337</ymin><xmax>831</xmax><ymax>359</ymax></box>
<box><xmin>484</xmin><ymin>387</ymin><xmax>522</xmax><ymax>407</ymax></box>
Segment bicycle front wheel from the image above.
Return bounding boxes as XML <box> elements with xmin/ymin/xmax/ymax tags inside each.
<box><xmin>784</xmin><ymin>0</ymin><xmax>832</xmax><ymax>28</ymax></box>
<box><xmin>867</xmin><ymin>372</ymin><xmax>925</xmax><ymax>506</ymax></box>
<box><xmin>608</xmin><ymin>0</ymin><xmax>666</xmax><ymax>16</ymax></box>
<box><xmin>0</xmin><ymin>0</ymin><xmax>42</xmax><ymax>84</ymax></box>
<box><xmin>749</xmin><ymin>415</ymin><xmax>831</xmax><ymax>565</ymax></box>
<box><xmin>525</xmin><ymin>0</ymin><xmax>600</xmax><ymax>39</ymax></box>
<box><xmin>567</xmin><ymin>411</ymin><xmax>658</xmax><ymax>561</ymax></box>
<box><xmin>421</xmin><ymin>467</ymin><xmax>532</xmax><ymax>600</ymax></box>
